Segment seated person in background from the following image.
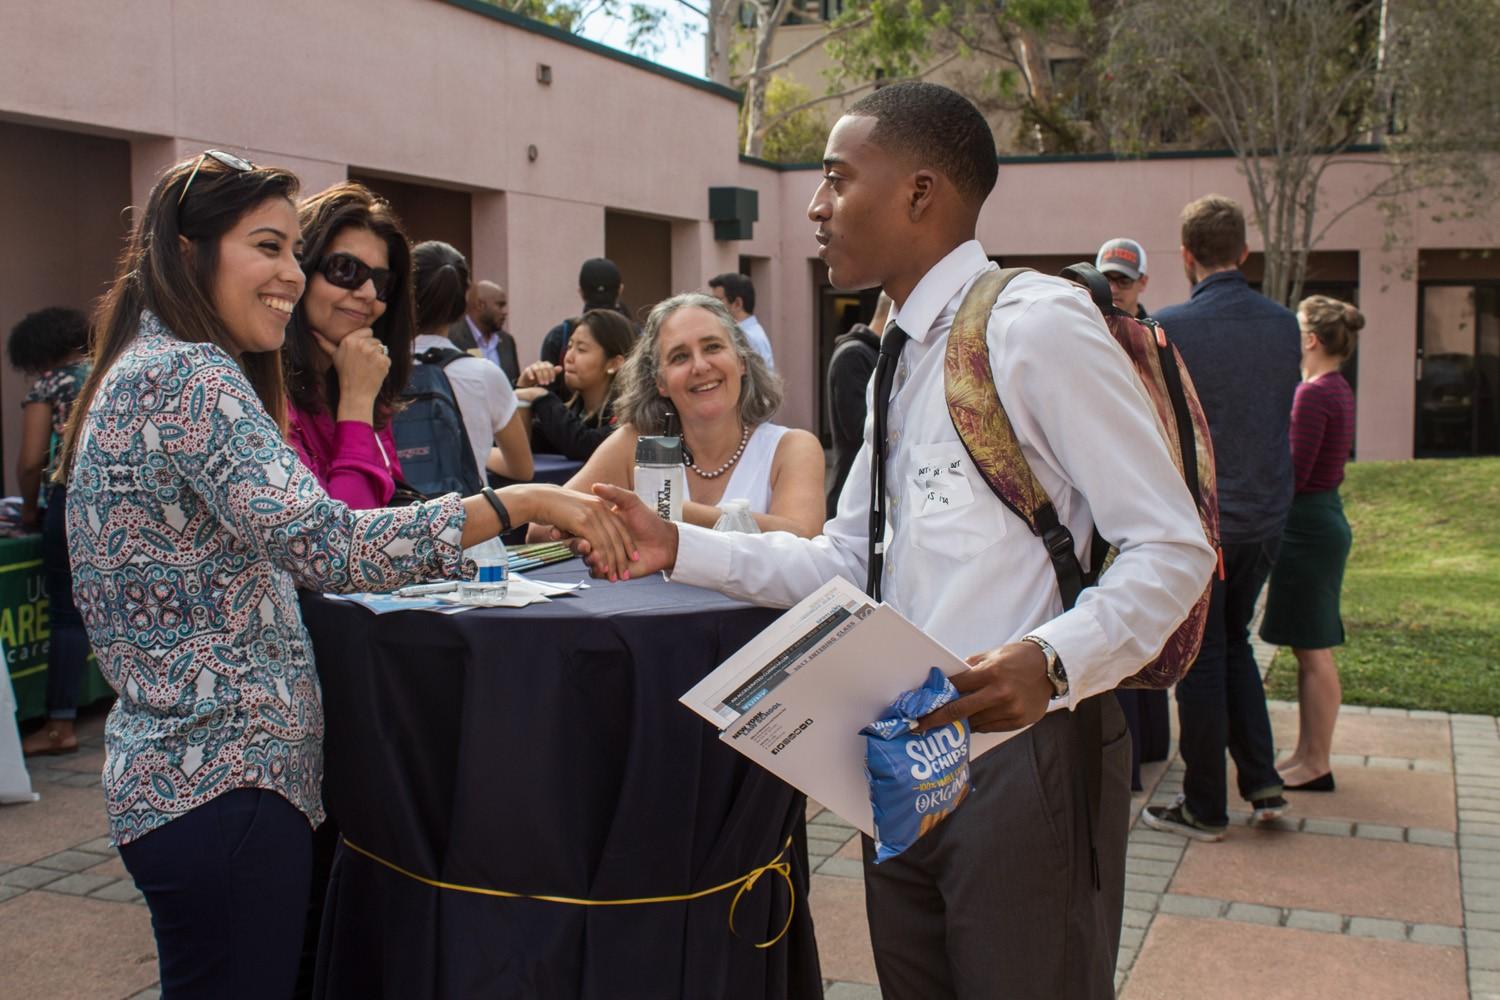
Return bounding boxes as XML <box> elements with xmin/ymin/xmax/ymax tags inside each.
<box><xmin>532</xmin><ymin>292</ymin><xmax>825</xmax><ymax>539</ymax></box>
<box><xmin>283</xmin><ymin>182</ymin><xmax>413</xmax><ymax>509</ymax></box>
<box><xmin>504</xmin><ymin>308</ymin><xmax>633</xmax><ymax>464</ymax></box>
<box><xmin>9</xmin><ymin>307</ymin><xmax>93</xmax><ymax>757</ymax></box>
<box><xmin>411</xmin><ymin>240</ymin><xmax>532</xmax><ymax>487</ymax></box>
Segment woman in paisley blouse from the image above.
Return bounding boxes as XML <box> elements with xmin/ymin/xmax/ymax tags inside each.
<box><xmin>58</xmin><ymin>152</ymin><xmax>638</xmax><ymax>998</ymax></box>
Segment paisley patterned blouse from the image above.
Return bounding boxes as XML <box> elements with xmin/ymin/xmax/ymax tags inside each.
<box><xmin>67</xmin><ymin>312</ymin><xmax>469</xmax><ymax>845</ymax></box>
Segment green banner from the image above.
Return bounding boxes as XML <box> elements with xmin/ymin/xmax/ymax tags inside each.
<box><xmin>1</xmin><ymin>535</ymin><xmax>112</xmax><ymax>722</ymax></box>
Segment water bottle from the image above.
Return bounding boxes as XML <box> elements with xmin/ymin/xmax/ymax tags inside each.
<box><xmin>713</xmin><ymin>498</ymin><xmax>760</xmax><ymax>534</ymax></box>
<box><xmin>634</xmin><ymin>415</ymin><xmax>688</xmax><ymax>522</ymax></box>
<box><xmin>458</xmin><ymin>536</ymin><xmax>510</xmax><ymax>605</ymax></box>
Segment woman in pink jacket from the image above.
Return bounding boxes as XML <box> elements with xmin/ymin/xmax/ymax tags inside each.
<box><xmin>283</xmin><ymin>182</ymin><xmax>413</xmax><ymax>508</ymax></box>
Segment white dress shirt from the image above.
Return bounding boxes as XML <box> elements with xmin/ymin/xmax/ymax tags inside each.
<box><xmin>672</xmin><ymin>240</ymin><xmax>1214</xmax><ymax>715</ymax></box>
<box><xmin>738</xmin><ymin>314</ymin><xmax>775</xmax><ymax>370</ymax></box>
<box><xmin>413</xmin><ymin>333</ymin><xmax>518</xmax><ymax>485</ymax></box>
<box><xmin>464</xmin><ymin>315</ymin><xmax>503</xmax><ymax>369</ymax></box>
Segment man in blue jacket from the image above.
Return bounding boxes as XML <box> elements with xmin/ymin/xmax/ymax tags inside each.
<box><xmin>1144</xmin><ymin>195</ymin><xmax>1301</xmax><ymax>842</ymax></box>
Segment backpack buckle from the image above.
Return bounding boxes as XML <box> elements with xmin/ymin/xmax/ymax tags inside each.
<box><xmin>1041</xmin><ymin>523</ymin><xmax>1076</xmax><ymax>563</ymax></box>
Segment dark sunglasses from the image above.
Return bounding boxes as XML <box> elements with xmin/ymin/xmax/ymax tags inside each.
<box><xmin>177</xmin><ymin>149</ymin><xmax>255</xmax><ymax>208</ymax></box>
<box><xmin>1104</xmin><ymin>272</ymin><xmax>1139</xmax><ymax>288</ymax></box>
<box><xmin>314</xmin><ymin>252</ymin><xmax>393</xmax><ymax>302</ymax></box>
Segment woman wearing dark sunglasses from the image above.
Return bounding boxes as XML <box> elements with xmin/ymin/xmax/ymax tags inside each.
<box><xmin>58</xmin><ymin>152</ymin><xmax>640</xmax><ymax>999</ymax></box>
<box><xmin>283</xmin><ymin>182</ymin><xmax>411</xmax><ymax>509</ymax></box>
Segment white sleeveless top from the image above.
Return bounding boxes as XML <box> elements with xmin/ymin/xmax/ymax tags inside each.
<box><xmin>718</xmin><ymin>423</ymin><xmax>789</xmax><ymax>514</ymax></box>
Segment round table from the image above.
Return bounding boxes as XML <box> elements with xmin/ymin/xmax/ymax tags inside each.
<box><xmin>299</xmin><ymin>561</ymin><xmax>821</xmax><ymax>1000</ymax></box>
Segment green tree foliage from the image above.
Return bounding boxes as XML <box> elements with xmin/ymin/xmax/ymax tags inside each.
<box><xmin>743</xmin><ymin>77</ymin><xmax>832</xmax><ymax>163</ymax></box>
<box><xmin>1100</xmin><ymin>0</ymin><xmax>1500</xmax><ymax>306</ymax></box>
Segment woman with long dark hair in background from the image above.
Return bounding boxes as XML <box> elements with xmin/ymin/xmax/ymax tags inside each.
<box><xmin>283</xmin><ymin>182</ymin><xmax>414</xmax><ymax>509</ymax></box>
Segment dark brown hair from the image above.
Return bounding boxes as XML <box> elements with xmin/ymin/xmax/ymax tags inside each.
<box><xmin>1180</xmin><ymin>194</ymin><xmax>1247</xmax><ymax>270</ymax></box>
<box><xmin>284</xmin><ymin>183</ymin><xmax>414</xmax><ymax>429</ymax></box>
<box><xmin>57</xmin><ymin>154</ymin><xmax>300</xmax><ymax>481</ymax></box>
<box><xmin>412</xmin><ymin>241</ymin><xmax>470</xmax><ymax>332</ymax></box>
<box><xmin>1299</xmin><ymin>295</ymin><xmax>1363</xmax><ymax>362</ymax></box>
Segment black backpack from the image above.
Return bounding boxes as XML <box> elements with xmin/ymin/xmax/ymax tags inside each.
<box><xmin>391</xmin><ymin>347</ymin><xmax>484</xmax><ymax>498</ymax></box>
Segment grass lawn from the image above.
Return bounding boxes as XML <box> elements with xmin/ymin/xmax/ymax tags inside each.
<box><xmin>1262</xmin><ymin>457</ymin><xmax>1500</xmax><ymax>714</ymax></box>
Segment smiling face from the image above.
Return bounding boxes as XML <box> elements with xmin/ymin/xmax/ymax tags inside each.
<box><xmin>563</xmin><ymin>323</ymin><xmax>620</xmax><ymax>394</ymax></box>
<box><xmin>207</xmin><ymin>197</ymin><xmax>306</xmax><ymax>355</ymax></box>
<box><xmin>654</xmin><ymin>306</ymin><xmax>746</xmax><ymax>423</ymax></box>
<box><xmin>807</xmin><ymin>115</ymin><xmax>913</xmax><ymax>292</ymax></box>
<box><xmin>302</xmin><ymin>226</ymin><xmax>389</xmax><ymax>347</ymax></box>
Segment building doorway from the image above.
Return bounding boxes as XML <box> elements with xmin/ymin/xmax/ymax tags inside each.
<box><xmin>1416</xmin><ymin>282</ymin><xmax>1500</xmax><ymax>458</ymax></box>
<box><xmin>812</xmin><ymin>260</ymin><xmax>880</xmax><ymax>445</ymax></box>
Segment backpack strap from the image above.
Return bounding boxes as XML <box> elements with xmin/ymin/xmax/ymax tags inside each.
<box><xmin>1059</xmin><ymin>262</ymin><xmax>1116</xmax><ymax>317</ymax></box>
<box><xmin>944</xmin><ymin>267</ymin><xmax>1087</xmax><ymax>609</ymax></box>
<box><xmin>943</xmin><ymin>265</ymin><xmax>1104</xmax><ymax>892</ymax></box>
<box><xmin>415</xmin><ymin>346</ymin><xmax>468</xmax><ymax>369</ymax></box>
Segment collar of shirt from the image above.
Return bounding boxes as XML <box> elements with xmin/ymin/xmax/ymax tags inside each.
<box><xmin>886</xmin><ymin>240</ymin><xmax>992</xmax><ymax>344</ymax></box>
<box><xmin>739</xmin><ymin>314</ymin><xmax>764</xmax><ymax>335</ymax></box>
<box><xmin>1189</xmin><ymin>269</ymin><xmax>1246</xmax><ymax>299</ymax></box>
<box><xmin>413</xmin><ymin>333</ymin><xmax>455</xmax><ymax>353</ymax></box>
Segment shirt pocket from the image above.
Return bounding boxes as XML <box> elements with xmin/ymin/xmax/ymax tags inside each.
<box><xmin>901</xmin><ymin>442</ymin><xmax>1009</xmax><ymax>561</ymax></box>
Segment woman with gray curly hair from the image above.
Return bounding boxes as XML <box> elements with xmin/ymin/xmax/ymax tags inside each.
<box><xmin>531</xmin><ymin>292</ymin><xmax>826</xmax><ymax>538</ymax></box>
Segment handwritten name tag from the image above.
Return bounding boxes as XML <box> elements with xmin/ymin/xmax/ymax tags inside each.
<box><xmin>909</xmin><ymin>453</ymin><xmax>975</xmax><ymax>518</ymax></box>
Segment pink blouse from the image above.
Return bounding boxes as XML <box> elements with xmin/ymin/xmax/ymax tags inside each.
<box><xmin>287</xmin><ymin>403</ymin><xmax>402</xmax><ymax>510</ymax></box>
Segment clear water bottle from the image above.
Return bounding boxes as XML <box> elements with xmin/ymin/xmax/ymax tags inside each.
<box><xmin>634</xmin><ymin>418</ymin><xmax>688</xmax><ymax>523</ymax></box>
<box><xmin>458</xmin><ymin>536</ymin><xmax>510</xmax><ymax>605</ymax></box>
<box><xmin>713</xmin><ymin>498</ymin><xmax>760</xmax><ymax>534</ymax></box>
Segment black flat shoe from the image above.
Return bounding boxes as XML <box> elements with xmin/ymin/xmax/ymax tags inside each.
<box><xmin>1283</xmin><ymin>773</ymin><xmax>1335</xmax><ymax>792</ymax></box>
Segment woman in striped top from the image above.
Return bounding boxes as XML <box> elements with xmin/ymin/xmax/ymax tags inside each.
<box><xmin>1260</xmin><ymin>295</ymin><xmax>1362</xmax><ymax>792</ymax></box>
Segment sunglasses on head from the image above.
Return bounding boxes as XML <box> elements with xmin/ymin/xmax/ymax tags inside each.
<box><xmin>177</xmin><ymin>149</ymin><xmax>255</xmax><ymax>208</ymax></box>
<box><xmin>314</xmin><ymin>252</ymin><xmax>393</xmax><ymax>302</ymax></box>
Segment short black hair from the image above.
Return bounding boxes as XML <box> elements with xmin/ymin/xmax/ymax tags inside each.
<box><xmin>845</xmin><ymin>82</ymin><xmax>998</xmax><ymax>208</ymax></box>
<box><xmin>708</xmin><ymin>272</ymin><xmax>755</xmax><ymax>315</ymax></box>
<box><xmin>7</xmin><ymin>307</ymin><xmax>90</xmax><ymax>374</ymax></box>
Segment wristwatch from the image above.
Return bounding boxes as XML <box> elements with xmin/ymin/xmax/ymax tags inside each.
<box><xmin>1022</xmin><ymin>634</ymin><xmax>1069</xmax><ymax>700</ymax></box>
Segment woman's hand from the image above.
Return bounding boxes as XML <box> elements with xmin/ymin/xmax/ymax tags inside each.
<box><xmin>517</xmin><ymin>361</ymin><xmax>560</xmax><ymax>389</ymax></box>
<box><xmin>314</xmin><ymin>328</ymin><xmax>390</xmax><ymax>422</ymax></box>
<box><xmin>515</xmin><ymin>386</ymin><xmax>549</xmax><ymax>404</ymax></box>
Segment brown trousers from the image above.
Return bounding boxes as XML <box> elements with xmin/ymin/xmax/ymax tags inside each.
<box><xmin>862</xmin><ymin>695</ymin><xmax>1131</xmax><ymax>999</ymax></box>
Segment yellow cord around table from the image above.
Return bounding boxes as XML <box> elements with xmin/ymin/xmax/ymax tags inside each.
<box><xmin>340</xmin><ymin>835</ymin><xmax>797</xmax><ymax>949</ymax></box>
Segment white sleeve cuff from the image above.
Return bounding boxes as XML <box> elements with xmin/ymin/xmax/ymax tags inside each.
<box><xmin>667</xmin><ymin>522</ymin><xmax>733</xmax><ymax>589</ymax></box>
<box><xmin>1028</xmin><ymin>606</ymin><xmax>1116</xmax><ymax>711</ymax></box>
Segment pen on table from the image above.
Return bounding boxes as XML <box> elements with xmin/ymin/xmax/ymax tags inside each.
<box><xmin>392</xmin><ymin>581</ymin><xmax>461</xmax><ymax>598</ymax></box>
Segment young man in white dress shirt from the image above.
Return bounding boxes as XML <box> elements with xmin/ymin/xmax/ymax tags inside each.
<box><xmin>592</xmin><ymin>83</ymin><xmax>1214</xmax><ymax>998</ymax></box>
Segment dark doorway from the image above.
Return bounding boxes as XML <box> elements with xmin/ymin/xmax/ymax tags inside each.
<box><xmin>605</xmin><ymin>210</ymin><xmax>672</xmax><ymax>325</ymax></box>
<box><xmin>349</xmin><ymin>171</ymin><xmax>473</xmax><ymax>262</ymax></box>
<box><xmin>812</xmin><ymin>260</ymin><xmax>881</xmax><ymax>445</ymax></box>
<box><xmin>1416</xmin><ymin>282</ymin><xmax>1500</xmax><ymax>457</ymax></box>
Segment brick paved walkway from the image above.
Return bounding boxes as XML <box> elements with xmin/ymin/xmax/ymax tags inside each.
<box><xmin>3</xmin><ymin>692</ymin><xmax>1493</xmax><ymax>998</ymax></box>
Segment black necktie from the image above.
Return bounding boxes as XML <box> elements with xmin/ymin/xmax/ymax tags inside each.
<box><xmin>866</xmin><ymin>323</ymin><xmax>910</xmax><ymax>599</ymax></box>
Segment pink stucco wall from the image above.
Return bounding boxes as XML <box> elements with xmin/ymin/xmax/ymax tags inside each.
<box><xmin>2</xmin><ymin>0</ymin><xmax>1496</xmax><ymax>492</ymax></box>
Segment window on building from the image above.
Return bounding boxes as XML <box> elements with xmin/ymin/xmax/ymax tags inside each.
<box><xmin>1417</xmin><ymin>283</ymin><xmax>1500</xmax><ymax>457</ymax></box>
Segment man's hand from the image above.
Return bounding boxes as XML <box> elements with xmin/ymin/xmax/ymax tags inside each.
<box><xmin>585</xmin><ymin>483</ymin><xmax>679</xmax><ymax>579</ymax></box>
<box><xmin>918</xmin><ymin>641</ymin><xmax>1055</xmax><ymax>733</ymax></box>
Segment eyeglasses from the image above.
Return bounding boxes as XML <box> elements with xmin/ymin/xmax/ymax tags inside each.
<box><xmin>1104</xmin><ymin>272</ymin><xmax>1139</xmax><ymax>289</ymax></box>
<box><xmin>177</xmin><ymin>149</ymin><xmax>255</xmax><ymax>208</ymax></box>
<box><xmin>314</xmin><ymin>252</ymin><xmax>393</xmax><ymax>302</ymax></box>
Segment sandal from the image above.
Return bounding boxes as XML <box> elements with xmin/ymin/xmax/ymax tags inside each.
<box><xmin>21</xmin><ymin>726</ymin><xmax>80</xmax><ymax>757</ymax></box>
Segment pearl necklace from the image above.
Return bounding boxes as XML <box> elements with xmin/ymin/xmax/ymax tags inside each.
<box><xmin>687</xmin><ymin>424</ymin><xmax>752</xmax><ymax>479</ymax></box>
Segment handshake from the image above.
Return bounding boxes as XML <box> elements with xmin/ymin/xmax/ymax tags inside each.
<box><xmin>526</xmin><ymin>483</ymin><xmax>679</xmax><ymax>582</ymax></box>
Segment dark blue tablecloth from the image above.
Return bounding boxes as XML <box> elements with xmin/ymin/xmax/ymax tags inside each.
<box><xmin>300</xmin><ymin>562</ymin><xmax>821</xmax><ymax>1000</ymax></box>
<box><xmin>490</xmin><ymin>452</ymin><xmax>584</xmax><ymax>489</ymax></box>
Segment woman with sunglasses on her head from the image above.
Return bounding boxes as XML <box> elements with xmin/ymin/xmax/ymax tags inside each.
<box><xmin>282</xmin><ymin>182</ymin><xmax>411</xmax><ymax>509</ymax></box>
<box><xmin>60</xmin><ymin>152</ymin><xmax>638</xmax><ymax>999</ymax></box>
<box><xmin>507</xmin><ymin>307</ymin><xmax>634</xmax><ymax>463</ymax></box>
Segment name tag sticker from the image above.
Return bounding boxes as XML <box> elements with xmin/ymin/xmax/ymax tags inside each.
<box><xmin>909</xmin><ymin>454</ymin><xmax>975</xmax><ymax>517</ymax></box>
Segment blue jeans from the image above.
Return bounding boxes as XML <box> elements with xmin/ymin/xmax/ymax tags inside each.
<box><xmin>119</xmin><ymin>789</ymin><xmax>313</xmax><ymax>999</ymax></box>
<box><xmin>1174</xmin><ymin>540</ymin><xmax>1285</xmax><ymax>827</ymax></box>
<box><xmin>42</xmin><ymin>483</ymin><xmax>90</xmax><ymax>720</ymax></box>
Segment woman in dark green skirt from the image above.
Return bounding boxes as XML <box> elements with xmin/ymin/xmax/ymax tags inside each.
<box><xmin>1261</xmin><ymin>297</ymin><xmax>1362</xmax><ymax>792</ymax></box>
